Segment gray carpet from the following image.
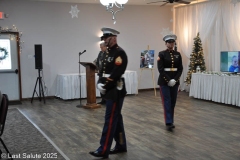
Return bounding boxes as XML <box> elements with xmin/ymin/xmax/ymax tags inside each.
<box><xmin>0</xmin><ymin>108</ymin><xmax>67</xmax><ymax>160</ymax></box>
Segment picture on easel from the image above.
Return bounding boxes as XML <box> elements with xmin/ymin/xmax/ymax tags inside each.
<box><xmin>140</xmin><ymin>49</ymin><xmax>155</xmax><ymax>69</ymax></box>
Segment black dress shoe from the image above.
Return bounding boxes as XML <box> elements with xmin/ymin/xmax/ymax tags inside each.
<box><xmin>89</xmin><ymin>151</ymin><xmax>108</xmax><ymax>158</ymax></box>
<box><xmin>109</xmin><ymin>148</ymin><xmax>127</xmax><ymax>154</ymax></box>
<box><xmin>166</xmin><ymin>123</ymin><xmax>175</xmax><ymax>129</ymax></box>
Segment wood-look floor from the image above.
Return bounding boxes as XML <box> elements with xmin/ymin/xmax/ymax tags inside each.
<box><xmin>10</xmin><ymin>90</ymin><xmax>240</xmax><ymax>160</ymax></box>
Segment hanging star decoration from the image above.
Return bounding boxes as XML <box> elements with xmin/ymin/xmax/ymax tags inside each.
<box><xmin>231</xmin><ymin>0</ymin><xmax>240</xmax><ymax>6</ymax></box>
<box><xmin>69</xmin><ymin>5</ymin><xmax>79</xmax><ymax>18</ymax></box>
<box><xmin>160</xmin><ymin>28</ymin><xmax>173</xmax><ymax>37</ymax></box>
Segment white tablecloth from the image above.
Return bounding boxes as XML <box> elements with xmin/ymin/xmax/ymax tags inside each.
<box><xmin>189</xmin><ymin>73</ymin><xmax>240</xmax><ymax>107</ymax></box>
<box><xmin>55</xmin><ymin>70</ymin><xmax>138</xmax><ymax>100</ymax></box>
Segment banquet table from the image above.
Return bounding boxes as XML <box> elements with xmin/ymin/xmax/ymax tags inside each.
<box><xmin>189</xmin><ymin>73</ymin><xmax>240</xmax><ymax>107</ymax></box>
<box><xmin>55</xmin><ymin>70</ymin><xmax>138</xmax><ymax>100</ymax></box>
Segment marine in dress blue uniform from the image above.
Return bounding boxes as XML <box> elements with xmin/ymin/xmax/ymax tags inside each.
<box><xmin>94</xmin><ymin>42</ymin><xmax>108</xmax><ymax>104</ymax></box>
<box><xmin>157</xmin><ymin>34</ymin><xmax>183</xmax><ymax>130</ymax></box>
<box><xmin>94</xmin><ymin>42</ymin><xmax>107</xmax><ymax>75</ymax></box>
<box><xmin>89</xmin><ymin>27</ymin><xmax>128</xmax><ymax>159</ymax></box>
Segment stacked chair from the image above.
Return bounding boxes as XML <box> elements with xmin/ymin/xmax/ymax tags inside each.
<box><xmin>0</xmin><ymin>93</ymin><xmax>13</xmax><ymax>160</ymax></box>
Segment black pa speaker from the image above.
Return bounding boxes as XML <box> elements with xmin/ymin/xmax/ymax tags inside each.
<box><xmin>35</xmin><ymin>44</ymin><xmax>43</xmax><ymax>69</ymax></box>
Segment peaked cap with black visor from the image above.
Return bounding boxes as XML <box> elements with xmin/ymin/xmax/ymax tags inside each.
<box><xmin>100</xmin><ymin>27</ymin><xmax>120</xmax><ymax>41</ymax></box>
<box><xmin>163</xmin><ymin>34</ymin><xmax>177</xmax><ymax>43</ymax></box>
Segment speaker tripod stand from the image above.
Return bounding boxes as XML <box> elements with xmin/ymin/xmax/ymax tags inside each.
<box><xmin>31</xmin><ymin>69</ymin><xmax>46</xmax><ymax>104</ymax></box>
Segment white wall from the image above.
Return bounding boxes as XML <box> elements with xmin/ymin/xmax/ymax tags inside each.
<box><xmin>0</xmin><ymin>0</ymin><xmax>173</xmax><ymax>98</ymax></box>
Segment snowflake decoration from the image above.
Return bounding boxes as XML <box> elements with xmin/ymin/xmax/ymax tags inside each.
<box><xmin>231</xmin><ymin>0</ymin><xmax>240</xmax><ymax>6</ymax></box>
<box><xmin>160</xmin><ymin>28</ymin><xmax>173</xmax><ymax>37</ymax></box>
<box><xmin>69</xmin><ymin>5</ymin><xmax>79</xmax><ymax>18</ymax></box>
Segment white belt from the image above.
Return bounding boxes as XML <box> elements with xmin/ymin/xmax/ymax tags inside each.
<box><xmin>102</xmin><ymin>74</ymin><xmax>111</xmax><ymax>77</ymax></box>
<box><xmin>164</xmin><ymin>68</ymin><xmax>177</xmax><ymax>71</ymax></box>
<box><xmin>102</xmin><ymin>74</ymin><xmax>123</xmax><ymax>78</ymax></box>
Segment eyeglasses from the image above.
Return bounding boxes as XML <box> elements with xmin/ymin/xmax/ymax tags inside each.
<box><xmin>166</xmin><ymin>40</ymin><xmax>175</xmax><ymax>43</ymax></box>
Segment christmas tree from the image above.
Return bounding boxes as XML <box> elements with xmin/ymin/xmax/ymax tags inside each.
<box><xmin>185</xmin><ymin>32</ymin><xmax>206</xmax><ymax>85</ymax></box>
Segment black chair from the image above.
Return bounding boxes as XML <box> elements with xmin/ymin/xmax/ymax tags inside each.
<box><xmin>0</xmin><ymin>94</ymin><xmax>13</xmax><ymax>160</ymax></box>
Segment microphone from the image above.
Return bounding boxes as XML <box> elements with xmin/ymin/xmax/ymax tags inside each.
<box><xmin>79</xmin><ymin>50</ymin><xmax>86</xmax><ymax>55</ymax></box>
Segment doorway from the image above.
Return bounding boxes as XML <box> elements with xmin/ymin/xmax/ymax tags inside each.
<box><xmin>0</xmin><ymin>32</ymin><xmax>22</xmax><ymax>102</ymax></box>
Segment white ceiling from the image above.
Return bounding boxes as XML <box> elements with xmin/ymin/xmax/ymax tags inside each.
<box><xmin>29</xmin><ymin>0</ymin><xmax>199</xmax><ymax>5</ymax></box>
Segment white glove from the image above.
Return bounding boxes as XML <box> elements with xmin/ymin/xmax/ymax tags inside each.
<box><xmin>168</xmin><ymin>79</ymin><xmax>176</xmax><ymax>87</ymax></box>
<box><xmin>97</xmin><ymin>83</ymin><xmax>106</xmax><ymax>94</ymax></box>
<box><xmin>117</xmin><ymin>79</ymin><xmax>123</xmax><ymax>90</ymax></box>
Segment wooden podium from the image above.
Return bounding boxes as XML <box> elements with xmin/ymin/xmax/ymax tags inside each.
<box><xmin>80</xmin><ymin>62</ymin><xmax>101</xmax><ymax>109</ymax></box>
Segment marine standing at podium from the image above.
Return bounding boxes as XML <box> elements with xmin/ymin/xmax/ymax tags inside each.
<box><xmin>157</xmin><ymin>34</ymin><xmax>183</xmax><ymax>130</ymax></box>
<box><xmin>94</xmin><ymin>42</ymin><xmax>107</xmax><ymax>104</ymax></box>
<box><xmin>89</xmin><ymin>27</ymin><xmax>128</xmax><ymax>158</ymax></box>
